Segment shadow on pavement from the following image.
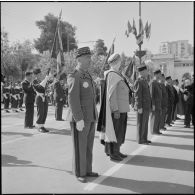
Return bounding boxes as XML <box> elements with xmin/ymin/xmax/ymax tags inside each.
<box><xmin>2</xmin><ymin>154</ymin><xmax>73</xmax><ymax>174</ymax></box>
<box><xmin>151</xmin><ymin>142</ymin><xmax>194</xmax><ymax>151</ymax></box>
<box><xmin>167</xmin><ymin>129</ymin><xmax>194</xmax><ymax>133</ymax></box>
<box><xmin>100</xmin><ymin>176</ymin><xmax>194</xmax><ymax>193</ymax></box>
<box><xmin>124</xmin><ymin>155</ymin><xmax>194</xmax><ymax>172</ymax></box>
<box><xmin>162</xmin><ymin>134</ymin><xmax>193</xmax><ymax>139</ymax></box>
<box><xmin>47</xmin><ymin>128</ymin><xmax>71</xmax><ymax>136</ymax></box>
<box><xmin>1</xmin><ymin>132</ymin><xmax>33</xmax><ymax>137</ymax></box>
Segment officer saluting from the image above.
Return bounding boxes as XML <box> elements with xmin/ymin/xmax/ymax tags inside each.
<box><xmin>32</xmin><ymin>68</ymin><xmax>52</xmax><ymax>133</ymax></box>
<box><xmin>22</xmin><ymin>71</ymin><xmax>36</xmax><ymax>129</ymax></box>
<box><xmin>134</xmin><ymin>65</ymin><xmax>152</xmax><ymax>144</ymax></box>
<box><xmin>54</xmin><ymin>73</ymin><xmax>66</xmax><ymax>121</ymax></box>
<box><xmin>66</xmin><ymin>47</ymin><xmax>99</xmax><ymax>183</ymax></box>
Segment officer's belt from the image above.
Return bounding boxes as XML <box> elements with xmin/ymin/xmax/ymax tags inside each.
<box><xmin>36</xmin><ymin>92</ymin><xmax>45</xmax><ymax>102</ymax></box>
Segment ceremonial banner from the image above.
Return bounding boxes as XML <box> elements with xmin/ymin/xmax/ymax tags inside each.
<box><xmin>51</xmin><ymin>11</ymin><xmax>65</xmax><ymax>75</ymax></box>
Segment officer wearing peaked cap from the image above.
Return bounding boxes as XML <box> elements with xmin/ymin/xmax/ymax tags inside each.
<box><xmin>149</xmin><ymin>69</ymin><xmax>163</xmax><ymax>135</ymax></box>
<box><xmin>66</xmin><ymin>46</ymin><xmax>99</xmax><ymax>183</ymax></box>
<box><xmin>134</xmin><ymin>65</ymin><xmax>152</xmax><ymax>144</ymax></box>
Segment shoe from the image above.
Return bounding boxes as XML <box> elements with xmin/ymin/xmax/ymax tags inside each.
<box><xmin>163</xmin><ymin>127</ymin><xmax>167</xmax><ymax>130</ymax></box>
<box><xmin>146</xmin><ymin>140</ymin><xmax>152</xmax><ymax>144</ymax></box>
<box><xmin>153</xmin><ymin>132</ymin><xmax>162</xmax><ymax>135</ymax></box>
<box><xmin>77</xmin><ymin>176</ymin><xmax>87</xmax><ymax>183</ymax></box>
<box><xmin>42</xmin><ymin>127</ymin><xmax>49</xmax><ymax>132</ymax></box>
<box><xmin>110</xmin><ymin>154</ymin><xmax>123</xmax><ymax>161</ymax></box>
<box><xmin>38</xmin><ymin>127</ymin><xmax>47</xmax><ymax>133</ymax></box>
<box><xmin>25</xmin><ymin>126</ymin><xmax>34</xmax><ymax>129</ymax></box>
<box><xmin>5</xmin><ymin>110</ymin><xmax>9</xmax><ymax>113</ymax></box>
<box><xmin>184</xmin><ymin>125</ymin><xmax>190</xmax><ymax>128</ymax></box>
<box><xmin>139</xmin><ymin>142</ymin><xmax>149</xmax><ymax>145</ymax></box>
<box><xmin>86</xmin><ymin>172</ymin><xmax>99</xmax><ymax>177</ymax></box>
<box><xmin>166</xmin><ymin>124</ymin><xmax>172</xmax><ymax>127</ymax></box>
<box><xmin>56</xmin><ymin>119</ymin><xmax>65</xmax><ymax>121</ymax></box>
<box><xmin>118</xmin><ymin>152</ymin><xmax>127</xmax><ymax>158</ymax></box>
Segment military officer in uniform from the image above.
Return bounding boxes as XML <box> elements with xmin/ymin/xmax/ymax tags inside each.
<box><xmin>22</xmin><ymin>71</ymin><xmax>36</xmax><ymax>129</ymax></box>
<box><xmin>18</xmin><ymin>81</ymin><xmax>24</xmax><ymax>111</ymax></box>
<box><xmin>149</xmin><ymin>69</ymin><xmax>163</xmax><ymax>135</ymax></box>
<box><xmin>11</xmin><ymin>82</ymin><xmax>18</xmax><ymax>112</ymax></box>
<box><xmin>165</xmin><ymin>76</ymin><xmax>175</xmax><ymax>127</ymax></box>
<box><xmin>3</xmin><ymin>82</ymin><xmax>11</xmax><ymax>113</ymax></box>
<box><xmin>159</xmin><ymin>74</ymin><xmax>168</xmax><ymax>131</ymax></box>
<box><xmin>66</xmin><ymin>47</ymin><xmax>99</xmax><ymax>183</ymax></box>
<box><xmin>33</xmin><ymin>68</ymin><xmax>52</xmax><ymax>133</ymax></box>
<box><xmin>134</xmin><ymin>65</ymin><xmax>152</xmax><ymax>144</ymax></box>
<box><xmin>54</xmin><ymin>73</ymin><xmax>66</xmax><ymax>121</ymax></box>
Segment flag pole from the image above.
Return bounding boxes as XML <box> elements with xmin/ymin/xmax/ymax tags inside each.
<box><xmin>139</xmin><ymin>2</ymin><xmax>141</xmax><ymax>65</ymax></box>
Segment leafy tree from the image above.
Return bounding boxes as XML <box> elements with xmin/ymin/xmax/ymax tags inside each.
<box><xmin>34</xmin><ymin>13</ymin><xmax>78</xmax><ymax>53</ymax></box>
<box><xmin>93</xmin><ymin>39</ymin><xmax>107</xmax><ymax>56</ymax></box>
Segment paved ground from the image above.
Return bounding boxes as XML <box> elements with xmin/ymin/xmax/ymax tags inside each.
<box><xmin>1</xmin><ymin>105</ymin><xmax>194</xmax><ymax>194</ymax></box>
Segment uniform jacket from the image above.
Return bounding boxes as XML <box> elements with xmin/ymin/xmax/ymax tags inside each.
<box><xmin>66</xmin><ymin>69</ymin><xmax>98</xmax><ymax>122</ymax></box>
<box><xmin>150</xmin><ymin>79</ymin><xmax>162</xmax><ymax>110</ymax></box>
<box><xmin>134</xmin><ymin>76</ymin><xmax>152</xmax><ymax>111</ymax></box>
<box><xmin>3</xmin><ymin>87</ymin><xmax>10</xmax><ymax>99</ymax></box>
<box><xmin>165</xmin><ymin>84</ymin><xmax>175</xmax><ymax>105</ymax></box>
<box><xmin>21</xmin><ymin>79</ymin><xmax>35</xmax><ymax>104</ymax></box>
<box><xmin>160</xmin><ymin>82</ymin><xmax>168</xmax><ymax>109</ymax></box>
<box><xmin>32</xmin><ymin>79</ymin><xmax>47</xmax><ymax>104</ymax></box>
<box><xmin>110</xmin><ymin>80</ymin><xmax>130</xmax><ymax>113</ymax></box>
<box><xmin>54</xmin><ymin>80</ymin><xmax>65</xmax><ymax>102</ymax></box>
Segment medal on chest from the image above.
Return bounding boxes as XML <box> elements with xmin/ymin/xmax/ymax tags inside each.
<box><xmin>83</xmin><ymin>81</ymin><xmax>89</xmax><ymax>88</ymax></box>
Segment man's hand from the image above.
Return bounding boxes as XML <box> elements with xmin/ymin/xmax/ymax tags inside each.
<box><xmin>152</xmin><ymin>105</ymin><xmax>155</xmax><ymax>111</ymax></box>
<box><xmin>113</xmin><ymin>110</ymin><xmax>120</xmax><ymax>119</ymax></box>
<box><xmin>138</xmin><ymin>108</ymin><xmax>143</xmax><ymax>114</ymax></box>
<box><xmin>76</xmin><ymin>120</ymin><xmax>84</xmax><ymax>131</ymax></box>
<box><xmin>60</xmin><ymin>98</ymin><xmax>63</xmax><ymax>101</ymax></box>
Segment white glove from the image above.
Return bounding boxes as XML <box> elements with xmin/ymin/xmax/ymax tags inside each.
<box><xmin>40</xmin><ymin>75</ymin><xmax>50</xmax><ymax>87</ymax></box>
<box><xmin>76</xmin><ymin>120</ymin><xmax>84</xmax><ymax>131</ymax></box>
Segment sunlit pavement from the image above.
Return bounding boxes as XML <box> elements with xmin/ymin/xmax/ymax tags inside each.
<box><xmin>1</xmin><ymin>105</ymin><xmax>194</xmax><ymax>193</ymax></box>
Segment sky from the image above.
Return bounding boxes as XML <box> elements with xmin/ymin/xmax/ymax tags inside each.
<box><xmin>1</xmin><ymin>1</ymin><xmax>194</xmax><ymax>56</ymax></box>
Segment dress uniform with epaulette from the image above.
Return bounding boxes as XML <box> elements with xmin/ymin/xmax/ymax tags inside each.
<box><xmin>134</xmin><ymin>65</ymin><xmax>152</xmax><ymax>144</ymax></box>
<box><xmin>66</xmin><ymin>47</ymin><xmax>99</xmax><ymax>183</ymax></box>
<box><xmin>149</xmin><ymin>69</ymin><xmax>163</xmax><ymax>135</ymax></box>
<box><xmin>32</xmin><ymin>68</ymin><xmax>51</xmax><ymax>133</ymax></box>
<box><xmin>54</xmin><ymin>73</ymin><xmax>66</xmax><ymax>121</ymax></box>
<box><xmin>22</xmin><ymin>71</ymin><xmax>36</xmax><ymax>129</ymax></box>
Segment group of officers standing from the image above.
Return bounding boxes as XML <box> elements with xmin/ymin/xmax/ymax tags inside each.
<box><xmin>1</xmin><ymin>46</ymin><xmax>194</xmax><ymax>184</ymax></box>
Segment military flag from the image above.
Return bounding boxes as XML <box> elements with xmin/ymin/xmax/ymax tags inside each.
<box><xmin>127</xmin><ymin>20</ymin><xmax>132</xmax><ymax>34</ymax></box>
<box><xmin>145</xmin><ymin>23</ymin><xmax>151</xmax><ymax>40</ymax></box>
<box><xmin>136</xmin><ymin>18</ymin><xmax>144</xmax><ymax>45</ymax></box>
<box><xmin>125</xmin><ymin>30</ymin><xmax>129</xmax><ymax>38</ymax></box>
<box><xmin>132</xmin><ymin>19</ymin><xmax>137</xmax><ymax>37</ymax></box>
<box><xmin>51</xmin><ymin>10</ymin><xmax>65</xmax><ymax>75</ymax></box>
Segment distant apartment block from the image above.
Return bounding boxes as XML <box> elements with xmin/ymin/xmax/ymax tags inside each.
<box><xmin>159</xmin><ymin>40</ymin><xmax>193</xmax><ymax>58</ymax></box>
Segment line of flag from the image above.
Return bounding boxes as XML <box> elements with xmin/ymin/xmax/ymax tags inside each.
<box><xmin>125</xmin><ymin>19</ymin><xmax>151</xmax><ymax>44</ymax></box>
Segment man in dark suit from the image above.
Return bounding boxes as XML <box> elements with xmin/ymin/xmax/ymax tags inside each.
<box><xmin>54</xmin><ymin>73</ymin><xmax>66</xmax><ymax>121</ymax></box>
<box><xmin>134</xmin><ymin>65</ymin><xmax>152</xmax><ymax>144</ymax></box>
<box><xmin>22</xmin><ymin>71</ymin><xmax>36</xmax><ymax>129</ymax></box>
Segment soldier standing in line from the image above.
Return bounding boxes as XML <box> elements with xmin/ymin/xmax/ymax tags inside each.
<box><xmin>10</xmin><ymin>82</ymin><xmax>19</xmax><ymax>112</ymax></box>
<box><xmin>165</xmin><ymin>76</ymin><xmax>175</xmax><ymax>127</ymax></box>
<box><xmin>3</xmin><ymin>81</ymin><xmax>11</xmax><ymax>113</ymax></box>
<box><xmin>32</xmin><ymin>68</ymin><xmax>52</xmax><ymax>133</ymax></box>
<box><xmin>22</xmin><ymin>71</ymin><xmax>36</xmax><ymax>129</ymax></box>
<box><xmin>149</xmin><ymin>69</ymin><xmax>163</xmax><ymax>135</ymax></box>
<box><xmin>54</xmin><ymin>73</ymin><xmax>66</xmax><ymax>121</ymax></box>
<box><xmin>66</xmin><ymin>47</ymin><xmax>99</xmax><ymax>183</ymax></box>
<box><xmin>171</xmin><ymin>79</ymin><xmax>179</xmax><ymax>122</ymax></box>
<box><xmin>159</xmin><ymin>73</ymin><xmax>168</xmax><ymax>131</ymax></box>
<box><xmin>134</xmin><ymin>65</ymin><xmax>152</xmax><ymax>144</ymax></box>
<box><xmin>18</xmin><ymin>81</ymin><xmax>24</xmax><ymax>111</ymax></box>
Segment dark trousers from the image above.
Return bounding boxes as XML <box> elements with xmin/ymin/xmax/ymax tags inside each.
<box><xmin>4</xmin><ymin>97</ymin><xmax>10</xmax><ymax>109</ymax></box>
<box><xmin>159</xmin><ymin>107</ymin><xmax>167</xmax><ymax>129</ymax></box>
<box><xmin>150</xmin><ymin>109</ymin><xmax>161</xmax><ymax>134</ymax></box>
<box><xmin>172</xmin><ymin>102</ymin><xmax>177</xmax><ymax>121</ymax></box>
<box><xmin>36</xmin><ymin>97</ymin><xmax>48</xmax><ymax>125</ymax></box>
<box><xmin>11</xmin><ymin>97</ymin><xmax>18</xmax><ymax>109</ymax></box>
<box><xmin>136</xmin><ymin>110</ymin><xmax>150</xmax><ymax>143</ymax></box>
<box><xmin>19</xmin><ymin>94</ymin><xmax>23</xmax><ymax>107</ymax></box>
<box><xmin>166</xmin><ymin>104</ymin><xmax>173</xmax><ymax>125</ymax></box>
<box><xmin>70</xmin><ymin>122</ymin><xmax>95</xmax><ymax>177</ymax></box>
<box><xmin>55</xmin><ymin>101</ymin><xmax>64</xmax><ymax>120</ymax></box>
<box><xmin>184</xmin><ymin>103</ymin><xmax>193</xmax><ymax>126</ymax></box>
<box><xmin>25</xmin><ymin>103</ymin><xmax>34</xmax><ymax>127</ymax></box>
<box><xmin>106</xmin><ymin>113</ymin><xmax>127</xmax><ymax>155</ymax></box>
